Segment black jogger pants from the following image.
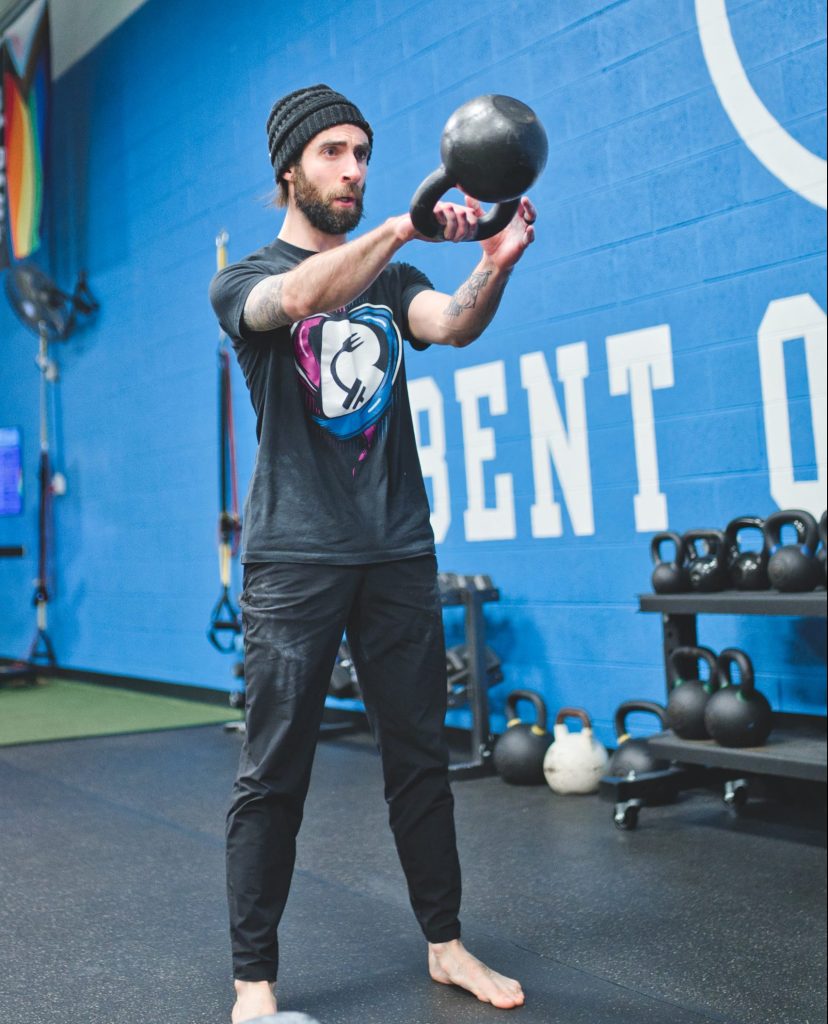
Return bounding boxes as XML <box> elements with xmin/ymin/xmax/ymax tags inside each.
<box><xmin>226</xmin><ymin>555</ymin><xmax>462</xmax><ymax>982</ymax></box>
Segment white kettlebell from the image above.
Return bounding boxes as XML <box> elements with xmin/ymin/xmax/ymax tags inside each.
<box><xmin>543</xmin><ymin>707</ymin><xmax>608</xmax><ymax>795</ymax></box>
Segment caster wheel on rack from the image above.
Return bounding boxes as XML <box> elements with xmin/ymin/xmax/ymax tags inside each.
<box><xmin>723</xmin><ymin>779</ymin><xmax>749</xmax><ymax>812</ymax></box>
<box><xmin>613</xmin><ymin>801</ymin><xmax>641</xmax><ymax>830</ymax></box>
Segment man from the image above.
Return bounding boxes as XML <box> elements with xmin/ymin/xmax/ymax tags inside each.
<box><xmin>209</xmin><ymin>84</ymin><xmax>537</xmax><ymax>1024</ymax></box>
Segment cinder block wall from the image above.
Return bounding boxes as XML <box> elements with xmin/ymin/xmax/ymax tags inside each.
<box><xmin>1</xmin><ymin>0</ymin><xmax>825</xmax><ymax>743</ymax></box>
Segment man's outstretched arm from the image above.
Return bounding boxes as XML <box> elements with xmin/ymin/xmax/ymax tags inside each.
<box><xmin>407</xmin><ymin>195</ymin><xmax>537</xmax><ymax>347</ymax></box>
<box><xmin>242</xmin><ymin>203</ymin><xmax>480</xmax><ymax>332</ymax></box>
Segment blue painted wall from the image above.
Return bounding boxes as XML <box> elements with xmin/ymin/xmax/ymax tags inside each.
<box><xmin>1</xmin><ymin>0</ymin><xmax>825</xmax><ymax>744</ymax></box>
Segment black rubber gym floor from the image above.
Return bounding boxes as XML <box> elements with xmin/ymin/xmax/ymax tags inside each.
<box><xmin>0</xmin><ymin>721</ymin><xmax>824</xmax><ymax>1024</ymax></box>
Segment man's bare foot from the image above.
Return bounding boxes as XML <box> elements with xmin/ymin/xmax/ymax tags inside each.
<box><xmin>428</xmin><ymin>938</ymin><xmax>525</xmax><ymax>1009</ymax></box>
<box><xmin>231</xmin><ymin>979</ymin><xmax>277</xmax><ymax>1023</ymax></box>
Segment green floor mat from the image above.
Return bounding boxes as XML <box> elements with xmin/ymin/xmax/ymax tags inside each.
<box><xmin>0</xmin><ymin>678</ymin><xmax>242</xmax><ymax>747</ymax></box>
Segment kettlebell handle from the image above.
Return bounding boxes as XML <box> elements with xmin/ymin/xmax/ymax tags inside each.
<box><xmin>614</xmin><ymin>700</ymin><xmax>668</xmax><ymax>740</ymax></box>
<box><xmin>724</xmin><ymin>516</ymin><xmax>768</xmax><ymax>553</ymax></box>
<box><xmin>682</xmin><ymin>528</ymin><xmax>727</xmax><ymax>558</ymax></box>
<box><xmin>409</xmin><ymin>168</ymin><xmax>520</xmax><ymax>241</ymax></box>
<box><xmin>505</xmin><ymin>689</ymin><xmax>548</xmax><ymax>730</ymax></box>
<box><xmin>716</xmin><ymin>647</ymin><xmax>756</xmax><ymax>694</ymax></box>
<box><xmin>667</xmin><ymin>645</ymin><xmax>720</xmax><ymax>689</ymax></box>
<box><xmin>554</xmin><ymin>707</ymin><xmax>593</xmax><ymax>731</ymax></box>
<box><xmin>763</xmin><ymin>509</ymin><xmax>819</xmax><ymax>554</ymax></box>
<box><xmin>649</xmin><ymin>531</ymin><xmax>685</xmax><ymax>566</ymax></box>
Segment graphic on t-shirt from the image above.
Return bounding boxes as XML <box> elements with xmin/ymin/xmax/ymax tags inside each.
<box><xmin>292</xmin><ymin>304</ymin><xmax>401</xmax><ymax>441</ymax></box>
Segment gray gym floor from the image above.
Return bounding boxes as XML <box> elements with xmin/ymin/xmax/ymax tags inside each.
<box><xmin>0</xmin><ymin>720</ymin><xmax>824</xmax><ymax>1024</ymax></box>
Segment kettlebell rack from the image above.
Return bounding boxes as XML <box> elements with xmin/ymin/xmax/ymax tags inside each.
<box><xmin>323</xmin><ymin>573</ymin><xmax>501</xmax><ymax>780</ymax></box>
<box><xmin>602</xmin><ymin>590</ymin><xmax>826</xmax><ymax>828</ymax></box>
<box><xmin>438</xmin><ymin>573</ymin><xmax>501</xmax><ymax>780</ymax></box>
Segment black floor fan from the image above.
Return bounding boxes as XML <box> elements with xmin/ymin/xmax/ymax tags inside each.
<box><xmin>1</xmin><ymin>263</ymin><xmax>98</xmax><ymax>685</ymax></box>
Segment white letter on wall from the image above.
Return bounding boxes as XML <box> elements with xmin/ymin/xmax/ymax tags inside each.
<box><xmin>605</xmin><ymin>325</ymin><xmax>674</xmax><ymax>532</ymax></box>
<box><xmin>408</xmin><ymin>376</ymin><xmax>451</xmax><ymax>543</ymax></box>
<box><xmin>454</xmin><ymin>361</ymin><xmax>516</xmax><ymax>541</ymax></box>
<box><xmin>520</xmin><ymin>343</ymin><xmax>595</xmax><ymax>537</ymax></box>
<box><xmin>758</xmin><ymin>294</ymin><xmax>827</xmax><ymax>516</ymax></box>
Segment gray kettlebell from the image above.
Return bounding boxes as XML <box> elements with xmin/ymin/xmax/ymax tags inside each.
<box><xmin>543</xmin><ymin>707</ymin><xmax>608</xmax><ymax>794</ymax></box>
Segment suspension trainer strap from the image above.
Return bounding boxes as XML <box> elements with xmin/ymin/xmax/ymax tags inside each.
<box><xmin>30</xmin><ymin>327</ymin><xmax>56</xmax><ymax>666</ymax></box>
<box><xmin>208</xmin><ymin>230</ymin><xmax>242</xmax><ymax>653</ymax></box>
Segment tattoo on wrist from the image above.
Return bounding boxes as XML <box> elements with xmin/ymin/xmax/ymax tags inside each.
<box><xmin>444</xmin><ymin>270</ymin><xmax>492</xmax><ymax>318</ymax></box>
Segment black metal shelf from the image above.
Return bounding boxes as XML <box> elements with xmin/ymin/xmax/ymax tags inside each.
<box><xmin>639</xmin><ymin>590</ymin><xmax>827</xmax><ymax>617</ymax></box>
<box><xmin>647</xmin><ymin>718</ymin><xmax>827</xmax><ymax>784</ymax></box>
<box><xmin>603</xmin><ymin>587</ymin><xmax>827</xmax><ymax>827</ymax></box>
<box><xmin>640</xmin><ymin>591</ymin><xmax>826</xmax><ymax>785</ymax></box>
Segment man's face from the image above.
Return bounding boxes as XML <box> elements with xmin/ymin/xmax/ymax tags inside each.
<box><xmin>285</xmin><ymin>123</ymin><xmax>369</xmax><ymax>235</ymax></box>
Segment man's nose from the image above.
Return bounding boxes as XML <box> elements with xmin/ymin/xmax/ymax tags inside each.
<box><xmin>341</xmin><ymin>152</ymin><xmax>364</xmax><ymax>182</ymax></box>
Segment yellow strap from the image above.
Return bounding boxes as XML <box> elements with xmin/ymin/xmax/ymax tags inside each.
<box><xmin>618</xmin><ymin>732</ymin><xmax>630</xmax><ymax>744</ymax></box>
<box><xmin>215</xmin><ymin>230</ymin><xmax>229</xmax><ymax>271</ymax></box>
<box><xmin>219</xmin><ymin>543</ymin><xmax>232</xmax><ymax>587</ymax></box>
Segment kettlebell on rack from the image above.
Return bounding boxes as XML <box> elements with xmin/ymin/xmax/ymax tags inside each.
<box><xmin>704</xmin><ymin>648</ymin><xmax>773</xmax><ymax>748</ymax></box>
<box><xmin>683</xmin><ymin>529</ymin><xmax>730</xmax><ymax>592</ymax></box>
<box><xmin>666</xmin><ymin>646</ymin><xmax>720</xmax><ymax>739</ymax></box>
<box><xmin>650</xmin><ymin>532</ymin><xmax>689</xmax><ymax>594</ymax></box>
<box><xmin>542</xmin><ymin>707</ymin><xmax>608</xmax><ymax>795</ymax></box>
<box><xmin>606</xmin><ymin>702</ymin><xmax>675</xmax><ymax>805</ymax></box>
<box><xmin>817</xmin><ymin>511</ymin><xmax>827</xmax><ymax>585</ymax></box>
<box><xmin>493</xmin><ymin>690</ymin><xmax>552</xmax><ymax>785</ymax></box>
<box><xmin>764</xmin><ymin>509</ymin><xmax>822</xmax><ymax>592</ymax></box>
<box><xmin>724</xmin><ymin>516</ymin><xmax>770</xmax><ymax>590</ymax></box>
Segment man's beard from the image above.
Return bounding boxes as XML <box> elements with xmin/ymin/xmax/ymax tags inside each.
<box><xmin>292</xmin><ymin>164</ymin><xmax>365</xmax><ymax>235</ymax></box>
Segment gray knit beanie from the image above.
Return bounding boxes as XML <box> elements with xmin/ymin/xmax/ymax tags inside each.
<box><xmin>266</xmin><ymin>84</ymin><xmax>373</xmax><ymax>180</ymax></box>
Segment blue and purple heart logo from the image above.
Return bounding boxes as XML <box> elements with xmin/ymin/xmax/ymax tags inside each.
<box><xmin>292</xmin><ymin>303</ymin><xmax>401</xmax><ymax>441</ymax></box>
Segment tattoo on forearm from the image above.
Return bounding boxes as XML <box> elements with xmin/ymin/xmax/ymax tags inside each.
<box><xmin>444</xmin><ymin>270</ymin><xmax>492</xmax><ymax>318</ymax></box>
<box><xmin>246</xmin><ymin>275</ymin><xmax>292</xmax><ymax>331</ymax></box>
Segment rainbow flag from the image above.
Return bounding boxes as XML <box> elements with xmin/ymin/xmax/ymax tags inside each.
<box><xmin>0</xmin><ymin>0</ymin><xmax>50</xmax><ymax>267</ymax></box>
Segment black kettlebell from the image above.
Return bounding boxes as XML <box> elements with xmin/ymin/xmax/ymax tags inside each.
<box><xmin>764</xmin><ymin>509</ymin><xmax>822</xmax><ymax>592</ymax></box>
<box><xmin>666</xmin><ymin>645</ymin><xmax>720</xmax><ymax>739</ymax></box>
<box><xmin>650</xmin><ymin>532</ymin><xmax>689</xmax><ymax>594</ymax></box>
<box><xmin>607</xmin><ymin>701</ymin><xmax>670</xmax><ymax>776</ymax></box>
<box><xmin>724</xmin><ymin>516</ymin><xmax>770</xmax><ymax>590</ymax></box>
<box><xmin>409</xmin><ymin>94</ymin><xmax>548</xmax><ymax>240</ymax></box>
<box><xmin>683</xmin><ymin>529</ymin><xmax>729</xmax><ymax>592</ymax></box>
<box><xmin>817</xmin><ymin>511</ymin><xmax>827</xmax><ymax>585</ymax></box>
<box><xmin>704</xmin><ymin>648</ymin><xmax>773</xmax><ymax>748</ymax></box>
<box><xmin>493</xmin><ymin>689</ymin><xmax>552</xmax><ymax>785</ymax></box>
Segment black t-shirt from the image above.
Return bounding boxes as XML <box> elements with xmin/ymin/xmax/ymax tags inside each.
<box><xmin>209</xmin><ymin>237</ymin><xmax>436</xmax><ymax>564</ymax></box>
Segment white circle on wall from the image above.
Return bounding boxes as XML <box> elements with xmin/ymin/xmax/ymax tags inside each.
<box><xmin>695</xmin><ymin>0</ymin><xmax>827</xmax><ymax>209</ymax></box>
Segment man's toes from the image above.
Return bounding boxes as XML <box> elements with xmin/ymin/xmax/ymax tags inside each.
<box><xmin>490</xmin><ymin>991</ymin><xmax>522</xmax><ymax>1009</ymax></box>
